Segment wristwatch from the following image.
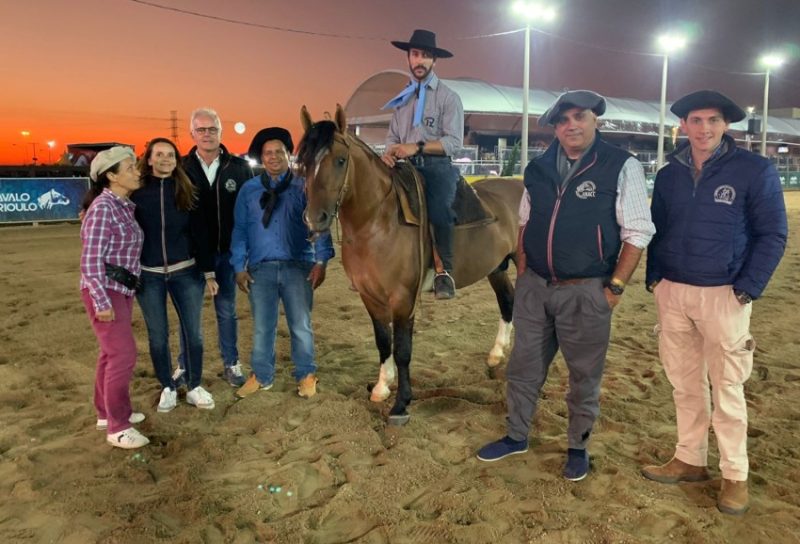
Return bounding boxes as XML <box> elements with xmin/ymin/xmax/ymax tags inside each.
<box><xmin>416</xmin><ymin>141</ymin><xmax>425</xmax><ymax>155</ymax></box>
<box><xmin>605</xmin><ymin>277</ymin><xmax>625</xmax><ymax>296</ymax></box>
<box><xmin>734</xmin><ymin>289</ymin><xmax>752</xmax><ymax>305</ymax></box>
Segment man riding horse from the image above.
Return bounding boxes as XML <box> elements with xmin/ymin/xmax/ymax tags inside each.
<box><xmin>381</xmin><ymin>29</ymin><xmax>463</xmax><ymax>300</ymax></box>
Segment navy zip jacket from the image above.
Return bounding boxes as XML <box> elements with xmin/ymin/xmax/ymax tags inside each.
<box><xmin>131</xmin><ymin>175</ymin><xmax>213</xmax><ymax>273</ymax></box>
<box><xmin>523</xmin><ymin>131</ymin><xmax>631</xmax><ymax>281</ymax></box>
<box><xmin>646</xmin><ymin>134</ymin><xmax>787</xmax><ymax>298</ymax></box>
<box><xmin>183</xmin><ymin>144</ymin><xmax>253</xmax><ymax>254</ymax></box>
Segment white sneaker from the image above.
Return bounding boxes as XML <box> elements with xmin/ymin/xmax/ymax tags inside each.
<box><xmin>106</xmin><ymin>427</ymin><xmax>150</xmax><ymax>449</ymax></box>
<box><xmin>186</xmin><ymin>386</ymin><xmax>215</xmax><ymax>410</ymax></box>
<box><xmin>96</xmin><ymin>412</ymin><xmax>145</xmax><ymax>430</ymax></box>
<box><xmin>158</xmin><ymin>387</ymin><xmax>178</xmax><ymax>413</ymax></box>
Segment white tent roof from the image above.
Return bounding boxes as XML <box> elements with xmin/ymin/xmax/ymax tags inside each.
<box><xmin>345</xmin><ymin>70</ymin><xmax>800</xmax><ymax>138</ymax></box>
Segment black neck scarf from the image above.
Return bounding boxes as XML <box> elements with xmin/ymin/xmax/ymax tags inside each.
<box><xmin>259</xmin><ymin>170</ymin><xmax>293</xmax><ymax>228</ymax></box>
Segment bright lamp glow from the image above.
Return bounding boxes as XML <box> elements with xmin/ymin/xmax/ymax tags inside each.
<box><xmin>512</xmin><ymin>1</ymin><xmax>557</xmax><ymax>23</ymax></box>
<box><xmin>47</xmin><ymin>140</ymin><xmax>56</xmax><ymax>148</ymax></box>
<box><xmin>760</xmin><ymin>54</ymin><xmax>785</xmax><ymax>69</ymax></box>
<box><xmin>657</xmin><ymin>33</ymin><xmax>687</xmax><ymax>52</ymax></box>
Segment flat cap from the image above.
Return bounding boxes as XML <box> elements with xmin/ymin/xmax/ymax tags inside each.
<box><xmin>538</xmin><ymin>90</ymin><xmax>606</xmax><ymax>127</ymax></box>
<box><xmin>248</xmin><ymin>127</ymin><xmax>294</xmax><ymax>160</ymax></box>
<box><xmin>89</xmin><ymin>146</ymin><xmax>136</xmax><ymax>182</ymax></box>
<box><xmin>670</xmin><ymin>90</ymin><xmax>746</xmax><ymax>122</ymax></box>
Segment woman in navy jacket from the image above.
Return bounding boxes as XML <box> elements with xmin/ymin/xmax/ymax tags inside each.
<box><xmin>133</xmin><ymin>138</ymin><xmax>218</xmax><ymax>413</ymax></box>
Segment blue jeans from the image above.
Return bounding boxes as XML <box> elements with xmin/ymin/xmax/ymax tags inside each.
<box><xmin>214</xmin><ymin>251</ymin><xmax>239</xmax><ymax>366</ymax></box>
<box><xmin>136</xmin><ymin>267</ymin><xmax>206</xmax><ymax>390</ymax></box>
<box><xmin>248</xmin><ymin>260</ymin><xmax>317</xmax><ymax>385</ymax></box>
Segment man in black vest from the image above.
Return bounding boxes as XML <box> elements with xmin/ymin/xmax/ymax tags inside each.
<box><xmin>477</xmin><ymin>91</ymin><xmax>655</xmax><ymax>481</ymax></box>
<box><xmin>183</xmin><ymin>107</ymin><xmax>254</xmax><ymax>387</ymax></box>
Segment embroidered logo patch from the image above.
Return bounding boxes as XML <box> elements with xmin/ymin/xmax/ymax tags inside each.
<box><xmin>224</xmin><ymin>179</ymin><xmax>237</xmax><ymax>193</ymax></box>
<box><xmin>575</xmin><ymin>181</ymin><xmax>597</xmax><ymax>199</ymax></box>
<box><xmin>713</xmin><ymin>185</ymin><xmax>736</xmax><ymax>205</ymax></box>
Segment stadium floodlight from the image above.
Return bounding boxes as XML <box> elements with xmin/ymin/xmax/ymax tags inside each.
<box><xmin>47</xmin><ymin>140</ymin><xmax>56</xmax><ymax>163</ymax></box>
<box><xmin>511</xmin><ymin>2</ymin><xmax>557</xmax><ymax>173</ymax></box>
<box><xmin>759</xmin><ymin>53</ymin><xmax>786</xmax><ymax>157</ymax></box>
<box><xmin>655</xmin><ymin>33</ymin><xmax>687</xmax><ymax>170</ymax></box>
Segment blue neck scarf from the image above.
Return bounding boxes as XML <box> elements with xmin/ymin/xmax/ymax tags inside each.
<box><xmin>381</xmin><ymin>73</ymin><xmax>434</xmax><ymax>127</ymax></box>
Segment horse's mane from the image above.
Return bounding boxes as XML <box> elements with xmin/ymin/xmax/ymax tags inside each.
<box><xmin>296</xmin><ymin>120</ymin><xmax>381</xmax><ymax>173</ymax></box>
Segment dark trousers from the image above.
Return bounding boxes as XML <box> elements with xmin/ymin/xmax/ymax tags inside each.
<box><xmin>414</xmin><ymin>156</ymin><xmax>458</xmax><ymax>272</ymax></box>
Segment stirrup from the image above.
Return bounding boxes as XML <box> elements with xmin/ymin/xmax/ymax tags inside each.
<box><xmin>434</xmin><ymin>271</ymin><xmax>456</xmax><ymax>300</ymax></box>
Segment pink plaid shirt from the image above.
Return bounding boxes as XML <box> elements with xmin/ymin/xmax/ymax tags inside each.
<box><xmin>80</xmin><ymin>189</ymin><xmax>144</xmax><ymax>311</ymax></box>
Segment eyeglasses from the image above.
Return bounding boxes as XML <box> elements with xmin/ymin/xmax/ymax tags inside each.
<box><xmin>193</xmin><ymin>126</ymin><xmax>219</xmax><ymax>135</ymax></box>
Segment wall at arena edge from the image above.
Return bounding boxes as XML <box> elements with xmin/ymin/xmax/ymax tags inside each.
<box><xmin>0</xmin><ymin>178</ymin><xmax>89</xmax><ymax>224</ymax></box>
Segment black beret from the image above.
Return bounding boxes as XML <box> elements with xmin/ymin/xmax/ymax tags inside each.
<box><xmin>538</xmin><ymin>90</ymin><xmax>606</xmax><ymax>127</ymax></box>
<box><xmin>670</xmin><ymin>90</ymin><xmax>746</xmax><ymax>122</ymax></box>
<box><xmin>248</xmin><ymin>127</ymin><xmax>294</xmax><ymax>160</ymax></box>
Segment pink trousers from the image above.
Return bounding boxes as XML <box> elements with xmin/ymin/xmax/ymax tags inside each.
<box><xmin>654</xmin><ymin>280</ymin><xmax>754</xmax><ymax>481</ymax></box>
<box><xmin>82</xmin><ymin>289</ymin><xmax>137</xmax><ymax>434</ymax></box>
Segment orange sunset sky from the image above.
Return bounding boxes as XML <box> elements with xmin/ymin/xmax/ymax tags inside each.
<box><xmin>2</xmin><ymin>0</ymin><xmax>798</xmax><ymax>165</ymax></box>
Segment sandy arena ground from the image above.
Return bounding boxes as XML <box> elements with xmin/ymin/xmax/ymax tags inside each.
<box><xmin>0</xmin><ymin>192</ymin><xmax>798</xmax><ymax>544</ymax></box>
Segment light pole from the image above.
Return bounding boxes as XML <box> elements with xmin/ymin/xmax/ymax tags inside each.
<box><xmin>47</xmin><ymin>140</ymin><xmax>56</xmax><ymax>164</ymax></box>
<box><xmin>512</xmin><ymin>1</ymin><xmax>556</xmax><ymax>173</ymax></box>
<box><xmin>655</xmin><ymin>33</ymin><xmax>687</xmax><ymax>170</ymax></box>
<box><xmin>759</xmin><ymin>53</ymin><xmax>785</xmax><ymax>157</ymax></box>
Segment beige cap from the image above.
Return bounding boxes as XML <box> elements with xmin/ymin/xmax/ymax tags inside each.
<box><xmin>89</xmin><ymin>146</ymin><xmax>135</xmax><ymax>182</ymax></box>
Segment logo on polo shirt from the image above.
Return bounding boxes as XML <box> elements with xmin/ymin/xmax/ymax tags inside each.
<box><xmin>713</xmin><ymin>185</ymin><xmax>736</xmax><ymax>205</ymax></box>
<box><xmin>575</xmin><ymin>181</ymin><xmax>597</xmax><ymax>199</ymax></box>
<box><xmin>224</xmin><ymin>179</ymin><xmax>237</xmax><ymax>193</ymax></box>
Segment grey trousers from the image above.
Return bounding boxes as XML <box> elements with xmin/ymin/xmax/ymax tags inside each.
<box><xmin>506</xmin><ymin>270</ymin><xmax>612</xmax><ymax>449</ymax></box>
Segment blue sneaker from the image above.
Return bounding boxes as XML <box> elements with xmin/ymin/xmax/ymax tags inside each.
<box><xmin>563</xmin><ymin>448</ymin><xmax>589</xmax><ymax>481</ymax></box>
<box><xmin>476</xmin><ymin>436</ymin><xmax>528</xmax><ymax>462</ymax></box>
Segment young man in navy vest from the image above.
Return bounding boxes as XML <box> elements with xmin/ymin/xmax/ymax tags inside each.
<box><xmin>477</xmin><ymin>91</ymin><xmax>655</xmax><ymax>481</ymax></box>
<box><xmin>641</xmin><ymin>90</ymin><xmax>787</xmax><ymax>515</ymax></box>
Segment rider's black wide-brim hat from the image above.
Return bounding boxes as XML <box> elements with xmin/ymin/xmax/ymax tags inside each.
<box><xmin>391</xmin><ymin>29</ymin><xmax>453</xmax><ymax>58</ymax></box>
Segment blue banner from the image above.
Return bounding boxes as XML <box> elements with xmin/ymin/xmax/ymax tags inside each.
<box><xmin>0</xmin><ymin>178</ymin><xmax>89</xmax><ymax>224</ymax></box>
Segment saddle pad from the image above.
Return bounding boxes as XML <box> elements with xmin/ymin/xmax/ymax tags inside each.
<box><xmin>392</xmin><ymin>163</ymin><xmax>493</xmax><ymax>226</ymax></box>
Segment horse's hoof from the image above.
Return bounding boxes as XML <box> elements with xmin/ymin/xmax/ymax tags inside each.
<box><xmin>370</xmin><ymin>384</ymin><xmax>391</xmax><ymax>403</ymax></box>
<box><xmin>387</xmin><ymin>413</ymin><xmax>411</xmax><ymax>426</ymax></box>
<box><xmin>486</xmin><ymin>354</ymin><xmax>503</xmax><ymax>368</ymax></box>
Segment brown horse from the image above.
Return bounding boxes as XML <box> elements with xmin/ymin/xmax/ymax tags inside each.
<box><xmin>298</xmin><ymin>105</ymin><xmax>523</xmax><ymax>425</ymax></box>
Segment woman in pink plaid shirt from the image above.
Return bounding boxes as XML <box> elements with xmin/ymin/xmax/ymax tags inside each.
<box><xmin>80</xmin><ymin>146</ymin><xmax>149</xmax><ymax>449</ymax></box>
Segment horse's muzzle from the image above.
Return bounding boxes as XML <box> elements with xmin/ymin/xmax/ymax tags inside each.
<box><xmin>304</xmin><ymin>208</ymin><xmax>333</xmax><ymax>234</ymax></box>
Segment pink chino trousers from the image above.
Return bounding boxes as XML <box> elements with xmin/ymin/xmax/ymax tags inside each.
<box><xmin>654</xmin><ymin>280</ymin><xmax>754</xmax><ymax>481</ymax></box>
<box><xmin>82</xmin><ymin>289</ymin><xmax>137</xmax><ymax>435</ymax></box>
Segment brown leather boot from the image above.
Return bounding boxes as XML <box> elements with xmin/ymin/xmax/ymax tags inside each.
<box><xmin>718</xmin><ymin>479</ymin><xmax>749</xmax><ymax>515</ymax></box>
<box><xmin>641</xmin><ymin>457</ymin><xmax>711</xmax><ymax>484</ymax></box>
<box><xmin>297</xmin><ymin>374</ymin><xmax>318</xmax><ymax>398</ymax></box>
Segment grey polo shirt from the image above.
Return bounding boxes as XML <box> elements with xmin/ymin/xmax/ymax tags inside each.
<box><xmin>385</xmin><ymin>72</ymin><xmax>464</xmax><ymax>157</ymax></box>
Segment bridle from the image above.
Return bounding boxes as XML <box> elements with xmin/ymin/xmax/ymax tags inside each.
<box><xmin>324</xmin><ymin>131</ymin><xmax>353</xmax><ymax>221</ymax></box>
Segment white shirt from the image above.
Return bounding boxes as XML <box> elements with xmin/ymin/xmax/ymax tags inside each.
<box><xmin>195</xmin><ymin>150</ymin><xmax>220</xmax><ymax>186</ymax></box>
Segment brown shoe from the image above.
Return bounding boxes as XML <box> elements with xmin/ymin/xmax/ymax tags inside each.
<box><xmin>718</xmin><ymin>479</ymin><xmax>749</xmax><ymax>515</ymax></box>
<box><xmin>297</xmin><ymin>374</ymin><xmax>318</xmax><ymax>398</ymax></box>
<box><xmin>641</xmin><ymin>457</ymin><xmax>711</xmax><ymax>484</ymax></box>
<box><xmin>235</xmin><ymin>374</ymin><xmax>273</xmax><ymax>399</ymax></box>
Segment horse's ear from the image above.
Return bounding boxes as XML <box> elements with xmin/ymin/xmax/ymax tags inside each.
<box><xmin>335</xmin><ymin>104</ymin><xmax>347</xmax><ymax>133</ymax></box>
<box><xmin>300</xmin><ymin>106</ymin><xmax>313</xmax><ymax>132</ymax></box>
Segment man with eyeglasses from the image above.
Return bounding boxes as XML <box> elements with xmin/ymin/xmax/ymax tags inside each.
<box><xmin>183</xmin><ymin>107</ymin><xmax>254</xmax><ymax>388</ymax></box>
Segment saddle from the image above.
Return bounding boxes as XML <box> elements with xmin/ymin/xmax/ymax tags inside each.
<box><xmin>391</xmin><ymin>161</ymin><xmax>494</xmax><ymax>227</ymax></box>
